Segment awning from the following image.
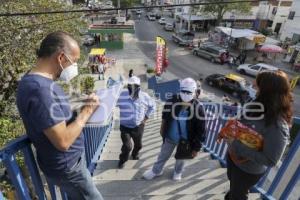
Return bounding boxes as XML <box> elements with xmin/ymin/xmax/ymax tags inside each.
<box><xmin>216</xmin><ymin>26</ymin><xmax>261</xmax><ymax>38</ymax></box>
<box><xmin>89</xmin><ymin>48</ymin><xmax>106</xmax><ymax>55</ymax></box>
<box><xmin>179</xmin><ymin>14</ymin><xmax>214</xmax><ymax>21</ymax></box>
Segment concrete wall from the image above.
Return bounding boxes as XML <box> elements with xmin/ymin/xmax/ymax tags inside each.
<box><xmin>280</xmin><ymin>0</ymin><xmax>300</xmax><ymax>40</ymax></box>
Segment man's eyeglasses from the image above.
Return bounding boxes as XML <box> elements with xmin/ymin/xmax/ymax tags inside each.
<box><xmin>180</xmin><ymin>90</ymin><xmax>193</xmax><ymax>94</ymax></box>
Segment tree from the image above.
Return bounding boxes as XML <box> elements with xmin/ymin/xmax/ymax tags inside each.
<box><xmin>200</xmin><ymin>0</ymin><xmax>251</xmax><ymax>26</ymax></box>
<box><xmin>112</xmin><ymin>0</ymin><xmax>138</xmax><ymax>8</ymax></box>
<box><xmin>0</xmin><ymin>0</ymin><xmax>86</xmax><ymax>116</ymax></box>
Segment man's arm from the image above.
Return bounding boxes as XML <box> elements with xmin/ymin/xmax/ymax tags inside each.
<box><xmin>160</xmin><ymin>119</ymin><xmax>166</xmax><ymax>137</ymax></box>
<box><xmin>191</xmin><ymin>104</ymin><xmax>207</xmax><ymax>152</ymax></box>
<box><xmin>145</xmin><ymin>95</ymin><xmax>156</xmax><ymax>119</ymax></box>
<box><xmin>44</xmin><ymin>94</ymin><xmax>99</xmax><ymax>152</ymax></box>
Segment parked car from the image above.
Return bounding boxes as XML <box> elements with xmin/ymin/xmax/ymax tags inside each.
<box><xmin>110</xmin><ymin>17</ymin><xmax>117</xmax><ymax>24</ymax></box>
<box><xmin>155</xmin><ymin>13</ymin><xmax>162</xmax><ymax>19</ymax></box>
<box><xmin>205</xmin><ymin>73</ymin><xmax>256</xmax><ymax>100</ymax></box>
<box><xmin>164</xmin><ymin>23</ymin><xmax>174</xmax><ymax>31</ymax></box>
<box><xmin>192</xmin><ymin>44</ymin><xmax>229</xmax><ymax>64</ymax></box>
<box><xmin>172</xmin><ymin>31</ymin><xmax>195</xmax><ymax>46</ymax></box>
<box><xmin>237</xmin><ymin>63</ymin><xmax>279</xmax><ymax>76</ymax></box>
<box><xmin>158</xmin><ymin>18</ymin><xmax>166</xmax><ymax>25</ymax></box>
<box><xmin>82</xmin><ymin>35</ymin><xmax>95</xmax><ymax>46</ymax></box>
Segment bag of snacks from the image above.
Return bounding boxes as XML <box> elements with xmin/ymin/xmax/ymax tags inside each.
<box><xmin>218</xmin><ymin>120</ymin><xmax>264</xmax><ymax>164</ymax></box>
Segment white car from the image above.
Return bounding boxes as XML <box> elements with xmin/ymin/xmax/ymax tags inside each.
<box><xmin>237</xmin><ymin>63</ymin><xmax>278</xmax><ymax>76</ymax></box>
<box><xmin>136</xmin><ymin>9</ymin><xmax>142</xmax><ymax>14</ymax></box>
<box><xmin>158</xmin><ymin>18</ymin><xmax>166</xmax><ymax>25</ymax></box>
<box><xmin>164</xmin><ymin>23</ymin><xmax>173</xmax><ymax>31</ymax></box>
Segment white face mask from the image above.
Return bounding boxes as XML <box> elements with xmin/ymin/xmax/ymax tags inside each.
<box><xmin>180</xmin><ymin>92</ymin><xmax>194</xmax><ymax>103</ymax></box>
<box><xmin>59</xmin><ymin>54</ymin><xmax>78</xmax><ymax>82</ymax></box>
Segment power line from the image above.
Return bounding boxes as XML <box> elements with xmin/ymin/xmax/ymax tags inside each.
<box><xmin>0</xmin><ymin>0</ymin><xmax>269</xmax><ymax>17</ymax></box>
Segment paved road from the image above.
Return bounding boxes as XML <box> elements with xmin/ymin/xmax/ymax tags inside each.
<box><xmin>133</xmin><ymin>12</ymin><xmax>300</xmax><ymax>116</ymax></box>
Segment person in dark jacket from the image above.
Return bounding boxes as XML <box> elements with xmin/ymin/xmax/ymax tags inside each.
<box><xmin>224</xmin><ymin>70</ymin><xmax>293</xmax><ymax>200</ymax></box>
<box><xmin>143</xmin><ymin>78</ymin><xmax>206</xmax><ymax>181</ymax></box>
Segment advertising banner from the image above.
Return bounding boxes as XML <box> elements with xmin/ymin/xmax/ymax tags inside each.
<box><xmin>155</xmin><ymin>36</ymin><xmax>168</xmax><ymax>75</ymax></box>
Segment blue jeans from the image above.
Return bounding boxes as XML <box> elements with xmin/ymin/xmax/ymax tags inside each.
<box><xmin>46</xmin><ymin>154</ymin><xmax>103</xmax><ymax>200</ymax></box>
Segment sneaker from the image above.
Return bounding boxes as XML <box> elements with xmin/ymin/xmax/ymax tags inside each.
<box><xmin>143</xmin><ymin>170</ymin><xmax>163</xmax><ymax>180</ymax></box>
<box><xmin>173</xmin><ymin>172</ymin><xmax>182</xmax><ymax>181</ymax></box>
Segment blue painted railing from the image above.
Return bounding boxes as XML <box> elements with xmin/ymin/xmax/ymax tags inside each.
<box><xmin>0</xmin><ymin>121</ymin><xmax>114</xmax><ymax>200</ymax></box>
<box><xmin>0</xmin><ymin>80</ymin><xmax>123</xmax><ymax>199</ymax></box>
<box><xmin>149</xmin><ymin>76</ymin><xmax>300</xmax><ymax>200</ymax></box>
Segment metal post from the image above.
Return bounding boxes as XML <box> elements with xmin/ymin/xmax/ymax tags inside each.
<box><xmin>118</xmin><ymin>0</ymin><xmax>120</xmax><ymax>17</ymax></box>
<box><xmin>228</xmin><ymin>12</ymin><xmax>235</xmax><ymax>50</ymax></box>
<box><xmin>188</xmin><ymin>5</ymin><xmax>192</xmax><ymax>32</ymax></box>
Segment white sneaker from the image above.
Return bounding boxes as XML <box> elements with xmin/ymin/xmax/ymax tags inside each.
<box><xmin>173</xmin><ymin>172</ymin><xmax>182</xmax><ymax>181</ymax></box>
<box><xmin>143</xmin><ymin>170</ymin><xmax>163</xmax><ymax>180</ymax></box>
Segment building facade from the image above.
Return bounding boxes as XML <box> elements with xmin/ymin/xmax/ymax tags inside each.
<box><xmin>280</xmin><ymin>0</ymin><xmax>300</xmax><ymax>42</ymax></box>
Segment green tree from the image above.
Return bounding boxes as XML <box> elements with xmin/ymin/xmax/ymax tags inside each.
<box><xmin>200</xmin><ymin>0</ymin><xmax>251</xmax><ymax>26</ymax></box>
<box><xmin>112</xmin><ymin>0</ymin><xmax>138</xmax><ymax>8</ymax></box>
<box><xmin>0</xmin><ymin>0</ymin><xmax>86</xmax><ymax>117</ymax></box>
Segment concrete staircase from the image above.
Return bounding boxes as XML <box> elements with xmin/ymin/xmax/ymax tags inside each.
<box><xmin>93</xmin><ymin>101</ymin><xmax>261</xmax><ymax>200</ymax></box>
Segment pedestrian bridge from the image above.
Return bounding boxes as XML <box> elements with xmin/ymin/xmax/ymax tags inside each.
<box><xmin>0</xmin><ymin>77</ymin><xmax>299</xmax><ymax>200</ymax></box>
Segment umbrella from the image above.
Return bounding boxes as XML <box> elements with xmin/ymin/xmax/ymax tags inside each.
<box><xmin>259</xmin><ymin>44</ymin><xmax>283</xmax><ymax>53</ymax></box>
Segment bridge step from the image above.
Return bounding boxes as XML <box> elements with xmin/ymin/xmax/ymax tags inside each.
<box><xmin>96</xmin><ymin>159</ymin><xmax>220</xmax><ymax>171</ymax></box>
<box><xmin>100</xmin><ymin>194</ymin><xmax>261</xmax><ymax>200</ymax></box>
<box><xmin>94</xmin><ymin>98</ymin><xmax>262</xmax><ymax>199</ymax></box>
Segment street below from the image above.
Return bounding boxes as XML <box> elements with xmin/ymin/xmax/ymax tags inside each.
<box><xmin>133</xmin><ymin>12</ymin><xmax>300</xmax><ymax>116</ymax></box>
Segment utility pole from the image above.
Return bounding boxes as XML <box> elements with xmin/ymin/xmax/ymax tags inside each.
<box><xmin>118</xmin><ymin>0</ymin><xmax>120</xmax><ymax>17</ymax></box>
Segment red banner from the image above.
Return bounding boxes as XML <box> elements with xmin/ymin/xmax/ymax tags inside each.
<box><xmin>155</xmin><ymin>36</ymin><xmax>168</xmax><ymax>76</ymax></box>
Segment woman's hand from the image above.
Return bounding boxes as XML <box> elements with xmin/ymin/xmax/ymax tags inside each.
<box><xmin>224</xmin><ymin>138</ymin><xmax>234</xmax><ymax>146</ymax></box>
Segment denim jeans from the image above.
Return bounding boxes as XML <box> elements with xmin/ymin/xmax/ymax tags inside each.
<box><xmin>152</xmin><ymin>138</ymin><xmax>185</xmax><ymax>174</ymax></box>
<box><xmin>46</xmin><ymin>154</ymin><xmax>103</xmax><ymax>200</ymax></box>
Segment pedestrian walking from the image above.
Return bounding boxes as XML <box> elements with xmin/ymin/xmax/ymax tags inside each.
<box><xmin>228</xmin><ymin>55</ymin><xmax>234</xmax><ymax>68</ymax></box>
<box><xmin>117</xmin><ymin>76</ymin><xmax>156</xmax><ymax>169</ymax></box>
<box><xmin>241</xmin><ymin>51</ymin><xmax>247</xmax><ymax>64</ymax></box>
<box><xmin>16</xmin><ymin>31</ymin><xmax>103</xmax><ymax>200</ymax></box>
<box><xmin>143</xmin><ymin>78</ymin><xmax>206</xmax><ymax>181</ymax></box>
<box><xmin>129</xmin><ymin>69</ymin><xmax>134</xmax><ymax>78</ymax></box>
<box><xmin>224</xmin><ymin>70</ymin><xmax>292</xmax><ymax>200</ymax></box>
<box><xmin>98</xmin><ymin>63</ymin><xmax>105</xmax><ymax>80</ymax></box>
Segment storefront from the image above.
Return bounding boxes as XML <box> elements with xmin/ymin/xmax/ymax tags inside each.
<box><xmin>88</xmin><ymin>24</ymin><xmax>135</xmax><ymax>49</ymax></box>
<box><xmin>211</xmin><ymin>27</ymin><xmax>266</xmax><ymax>50</ymax></box>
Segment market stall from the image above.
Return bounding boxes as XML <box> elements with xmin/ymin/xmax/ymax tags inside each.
<box><xmin>212</xmin><ymin>27</ymin><xmax>266</xmax><ymax>50</ymax></box>
<box><xmin>88</xmin><ymin>48</ymin><xmax>106</xmax><ymax>74</ymax></box>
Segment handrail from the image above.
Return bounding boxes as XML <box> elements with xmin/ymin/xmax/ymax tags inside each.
<box><xmin>203</xmin><ymin>104</ymin><xmax>300</xmax><ymax>200</ymax></box>
<box><xmin>0</xmin><ymin>79</ymin><xmax>123</xmax><ymax>200</ymax></box>
<box><xmin>148</xmin><ymin>76</ymin><xmax>300</xmax><ymax>199</ymax></box>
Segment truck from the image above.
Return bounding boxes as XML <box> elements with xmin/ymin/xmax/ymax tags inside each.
<box><xmin>172</xmin><ymin>31</ymin><xmax>195</xmax><ymax>46</ymax></box>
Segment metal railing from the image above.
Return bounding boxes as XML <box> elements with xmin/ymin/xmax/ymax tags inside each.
<box><xmin>0</xmin><ymin>80</ymin><xmax>123</xmax><ymax>200</ymax></box>
<box><xmin>148</xmin><ymin>75</ymin><xmax>300</xmax><ymax>199</ymax></box>
<box><xmin>203</xmin><ymin>104</ymin><xmax>300</xmax><ymax>200</ymax></box>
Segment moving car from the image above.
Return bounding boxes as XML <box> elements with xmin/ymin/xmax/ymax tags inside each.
<box><xmin>192</xmin><ymin>44</ymin><xmax>229</xmax><ymax>64</ymax></box>
<box><xmin>237</xmin><ymin>63</ymin><xmax>279</xmax><ymax>76</ymax></box>
<box><xmin>205</xmin><ymin>73</ymin><xmax>256</xmax><ymax>100</ymax></box>
<box><xmin>172</xmin><ymin>31</ymin><xmax>195</xmax><ymax>46</ymax></box>
<box><xmin>136</xmin><ymin>9</ymin><xmax>142</xmax><ymax>14</ymax></box>
<box><xmin>164</xmin><ymin>23</ymin><xmax>174</xmax><ymax>31</ymax></box>
<box><xmin>158</xmin><ymin>18</ymin><xmax>166</xmax><ymax>25</ymax></box>
<box><xmin>147</xmin><ymin>13</ymin><xmax>156</xmax><ymax>21</ymax></box>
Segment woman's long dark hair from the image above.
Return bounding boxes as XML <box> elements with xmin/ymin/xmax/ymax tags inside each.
<box><xmin>255</xmin><ymin>70</ymin><xmax>293</xmax><ymax>126</ymax></box>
